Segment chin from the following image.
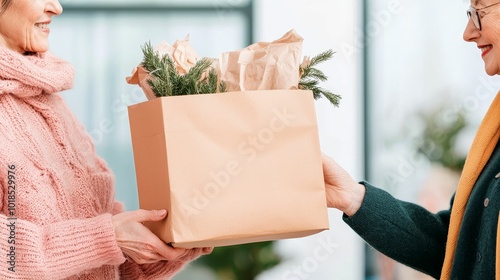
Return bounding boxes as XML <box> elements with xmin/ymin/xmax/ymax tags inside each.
<box><xmin>25</xmin><ymin>42</ymin><xmax>49</xmax><ymax>54</ymax></box>
<box><xmin>485</xmin><ymin>64</ymin><xmax>499</xmax><ymax>76</ymax></box>
<box><xmin>486</xmin><ymin>69</ymin><xmax>497</xmax><ymax>76</ymax></box>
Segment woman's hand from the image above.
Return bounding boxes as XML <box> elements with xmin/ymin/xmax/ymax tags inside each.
<box><xmin>112</xmin><ymin>209</ymin><xmax>208</xmax><ymax>264</ymax></box>
<box><xmin>322</xmin><ymin>153</ymin><xmax>366</xmax><ymax>217</ymax></box>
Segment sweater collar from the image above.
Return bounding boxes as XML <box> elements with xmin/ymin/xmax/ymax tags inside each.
<box><xmin>0</xmin><ymin>47</ymin><xmax>75</xmax><ymax>97</ymax></box>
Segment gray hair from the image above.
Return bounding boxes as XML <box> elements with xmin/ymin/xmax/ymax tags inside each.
<box><xmin>0</xmin><ymin>0</ymin><xmax>12</xmax><ymax>15</ymax></box>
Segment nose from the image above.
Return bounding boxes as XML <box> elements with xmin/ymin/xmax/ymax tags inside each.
<box><xmin>463</xmin><ymin>17</ymin><xmax>480</xmax><ymax>42</ymax></box>
<box><xmin>46</xmin><ymin>0</ymin><xmax>63</xmax><ymax>16</ymax></box>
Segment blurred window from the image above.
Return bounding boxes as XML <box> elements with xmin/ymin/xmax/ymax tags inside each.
<box><xmin>51</xmin><ymin>1</ymin><xmax>253</xmax><ymax>209</ymax></box>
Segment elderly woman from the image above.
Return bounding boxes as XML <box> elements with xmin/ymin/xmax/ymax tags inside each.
<box><xmin>0</xmin><ymin>0</ymin><xmax>211</xmax><ymax>279</ymax></box>
<box><xmin>323</xmin><ymin>1</ymin><xmax>500</xmax><ymax>279</ymax></box>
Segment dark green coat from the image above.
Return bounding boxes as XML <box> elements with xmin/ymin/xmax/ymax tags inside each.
<box><xmin>344</xmin><ymin>144</ymin><xmax>500</xmax><ymax>279</ymax></box>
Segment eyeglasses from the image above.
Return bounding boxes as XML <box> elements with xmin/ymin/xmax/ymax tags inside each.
<box><xmin>467</xmin><ymin>1</ymin><xmax>500</xmax><ymax>30</ymax></box>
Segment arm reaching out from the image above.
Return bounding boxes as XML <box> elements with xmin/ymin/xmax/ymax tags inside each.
<box><xmin>322</xmin><ymin>153</ymin><xmax>365</xmax><ymax>216</ymax></box>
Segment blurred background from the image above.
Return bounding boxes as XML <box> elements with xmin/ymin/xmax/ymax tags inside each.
<box><xmin>50</xmin><ymin>0</ymin><xmax>500</xmax><ymax>279</ymax></box>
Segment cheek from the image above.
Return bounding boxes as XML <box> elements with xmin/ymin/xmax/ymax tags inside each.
<box><xmin>487</xmin><ymin>18</ymin><xmax>500</xmax><ymax>42</ymax></box>
<box><xmin>492</xmin><ymin>31</ymin><xmax>500</xmax><ymax>66</ymax></box>
<box><xmin>492</xmin><ymin>29</ymin><xmax>500</xmax><ymax>45</ymax></box>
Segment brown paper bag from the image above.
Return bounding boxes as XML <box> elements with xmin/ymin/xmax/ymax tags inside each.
<box><xmin>128</xmin><ymin>89</ymin><xmax>329</xmax><ymax>248</ymax></box>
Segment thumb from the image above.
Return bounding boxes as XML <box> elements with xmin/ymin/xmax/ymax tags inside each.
<box><xmin>134</xmin><ymin>209</ymin><xmax>167</xmax><ymax>223</ymax></box>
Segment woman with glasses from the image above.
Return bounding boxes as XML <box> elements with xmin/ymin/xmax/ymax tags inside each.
<box><xmin>323</xmin><ymin>1</ymin><xmax>500</xmax><ymax>279</ymax></box>
<box><xmin>0</xmin><ymin>0</ymin><xmax>211</xmax><ymax>279</ymax></box>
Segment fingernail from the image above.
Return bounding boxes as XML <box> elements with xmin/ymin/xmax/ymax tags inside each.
<box><xmin>157</xmin><ymin>209</ymin><xmax>167</xmax><ymax>216</ymax></box>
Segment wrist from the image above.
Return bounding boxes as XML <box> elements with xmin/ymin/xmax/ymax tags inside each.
<box><xmin>343</xmin><ymin>183</ymin><xmax>366</xmax><ymax>217</ymax></box>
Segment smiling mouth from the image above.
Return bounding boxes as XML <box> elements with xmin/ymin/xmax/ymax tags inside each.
<box><xmin>480</xmin><ymin>45</ymin><xmax>493</xmax><ymax>56</ymax></box>
<box><xmin>35</xmin><ymin>23</ymin><xmax>49</xmax><ymax>29</ymax></box>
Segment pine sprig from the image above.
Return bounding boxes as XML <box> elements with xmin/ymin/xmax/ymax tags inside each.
<box><xmin>182</xmin><ymin>58</ymin><xmax>213</xmax><ymax>95</ymax></box>
<box><xmin>299</xmin><ymin>49</ymin><xmax>341</xmax><ymax>107</ymax></box>
<box><xmin>141</xmin><ymin>41</ymin><xmax>338</xmax><ymax>106</ymax></box>
<box><xmin>141</xmin><ymin>41</ymin><xmax>225</xmax><ymax>97</ymax></box>
<box><xmin>199</xmin><ymin>69</ymin><xmax>223</xmax><ymax>94</ymax></box>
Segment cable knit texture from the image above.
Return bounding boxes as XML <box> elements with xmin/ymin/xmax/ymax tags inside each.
<box><xmin>0</xmin><ymin>47</ymin><xmax>203</xmax><ymax>279</ymax></box>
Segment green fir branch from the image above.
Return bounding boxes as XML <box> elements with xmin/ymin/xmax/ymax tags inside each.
<box><xmin>140</xmin><ymin>41</ymin><xmax>225</xmax><ymax>97</ymax></box>
<box><xmin>199</xmin><ymin>69</ymin><xmax>222</xmax><ymax>94</ymax></box>
<box><xmin>299</xmin><ymin>49</ymin><xmax>341</xmax><ymax>107</ymax></box>
<box><xmin>141</xmin><ymin>41</ymin><xmax>339</xmax><ymax>106</ymax></box>
<box><xmin>184</xmin><ymin>58</ymin><xmax>213</xmax><ymax>94</ymax></box>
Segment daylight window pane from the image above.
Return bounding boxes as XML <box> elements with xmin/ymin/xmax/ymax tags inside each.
<box><xmin>50</xmin><ymin>11</ymin><xmax>248</xmax><ymax>210</ymax></box>
<box><xmin>61</xmin><ymin>0</ymin><xmax>250</xmax><ymax>7</ymax></box>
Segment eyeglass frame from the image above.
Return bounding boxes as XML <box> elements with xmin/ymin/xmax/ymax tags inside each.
<box><xmin>467</xmin><ymin>1</ymin><xmax>500</xmax><ymax>30</ymax></box>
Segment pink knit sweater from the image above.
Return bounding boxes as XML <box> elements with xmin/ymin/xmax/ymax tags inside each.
<box><xmin>0</xmin><ymin>48</ymin><xmax>206</xmax><ymax>279</ymax></box>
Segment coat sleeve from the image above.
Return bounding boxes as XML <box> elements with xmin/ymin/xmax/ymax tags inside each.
<box><xmin>343</xmin><ymin>182</ymin><xmax>451</xmax><ymax>279</ymax></box>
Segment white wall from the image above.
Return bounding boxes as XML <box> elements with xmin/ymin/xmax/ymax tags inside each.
<box><xmin>254</xmin><ymin>1</ymin><xmax>365</xmax><ymax>279</ymax></box>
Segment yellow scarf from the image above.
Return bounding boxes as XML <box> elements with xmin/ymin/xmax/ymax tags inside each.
<box><xmin>440</xmin><ymin>92</ymin><xmax>500</xmax><ymax>279</ymax></box>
